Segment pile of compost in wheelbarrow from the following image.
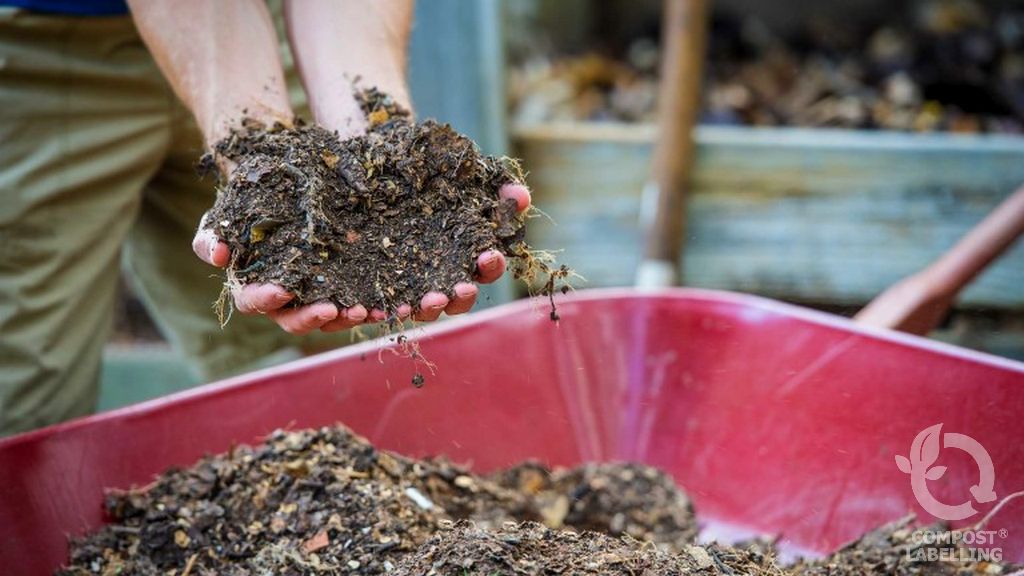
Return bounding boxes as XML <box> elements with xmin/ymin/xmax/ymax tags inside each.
<box><xmin>202</xmin><ymin>88</ymin><xmax>568</xmax><ymax>321</ymax></box>
<box><xmin>59</xmin><ymin>425</ymin><xmax>1016</xmax><ymax>575</ymax></box>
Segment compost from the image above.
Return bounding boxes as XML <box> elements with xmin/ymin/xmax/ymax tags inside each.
<box><xmin>203</xmin><ymin>88</ymin><xmax>566</xmax><ymax>318</ymax></box>
<box><xmin>60</xmin><ymin>425</ymin><xmax>1017</xmax><ymax>576</ymax></box>
<box><xmin>493</xmin><ymin>461</ymin><xmax>699</xmax><ymax>549</ymax></box>
<box><xmin>392</xmin><ymin>521</ymin><xmax>771</xmax><ymax>576</ymax></box>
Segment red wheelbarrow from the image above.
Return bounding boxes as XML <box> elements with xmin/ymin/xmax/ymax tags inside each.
<box><xmin>2</xmin><ymin>289</ymin><xmax>1023</xmax><ymax>574</ymax></box>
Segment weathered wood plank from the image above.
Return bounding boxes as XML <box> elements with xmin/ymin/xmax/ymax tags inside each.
<box><xmin>408</xmin><ymin>0</ymin><xmax>514</xmax><ymax>305</ymax></box>
<box><xmin>515</xmin><ymin>124</ymin><xmax>1024</xmax><ymax>309</ymax></box>
<box><xmin>410</xmin><ymin>0</ymin><xmax>506</xmax><ymax>154</ymax></box>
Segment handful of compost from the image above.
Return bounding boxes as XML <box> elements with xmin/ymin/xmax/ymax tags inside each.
<box><xmin>199</xmin><ymin>89</ymin><xmax>558</xmax><ymax>333</ymax></box>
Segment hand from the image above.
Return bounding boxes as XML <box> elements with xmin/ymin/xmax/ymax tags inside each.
<box><xmin>142</xmin><ymin>0</ymin><xmax>523</xmax><ymax>335</ymax></box>
<box><xmin>192</xmin><ymin>183</ymin><xmax>531</xmax><ymax>334</ymax></box>
<box><xmin>203</xmin><ymin>0</ymin><xmax>528</xmax><ymax>334</ymax></box>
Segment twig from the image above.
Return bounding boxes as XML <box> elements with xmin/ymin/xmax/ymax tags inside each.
<box><xmin>708</xmin><ymin>547</ymin><xmax>736</xmax><ymax>575</ymax></box>
<box><xmin>181</xmin><ymin>553</ymin><xmax>198</xmax><ymax>576</ymax></box>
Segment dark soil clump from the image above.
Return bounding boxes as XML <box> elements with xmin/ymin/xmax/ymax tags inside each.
<box><xmin>203</xmin><ymin>88</ymin><xmax>566</xmax><ymax>318</ymax></box>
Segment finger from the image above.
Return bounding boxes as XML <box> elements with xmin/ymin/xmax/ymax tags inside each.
<box><xmin>475</xmin><ymin>249</ymin><xmax>507</xmax><ymax>284</ymax></box>
<box><xmin>414</xmin><ymin>292</ymin><xmax>449</xmax><ymax>322</ymax></box>
<box><xmin>396</xmin><ymin>304</ymin><xmax>412</xmax><ymax>320</ymax></box>
<box><xmin>346</xmin><ymin>304</ymin><xmax>368</xmax><ymax>323</ymax></box>
<box><xmin>320</xmin><ymin>304</ymin><xmax>368</xmax><ymax>333</ymax></box>
<box><xmin>233</xmin><ymin>283</ymin><xmax>293</xmax><ymax>314</ymax></box>
<box><xmin>367</xmin><ymin>309</ymin><xmax>388</xmax><ymax>324</ymax></box>
<box><xmin>268</xmin><ymin>302</ymin><xmax>339</xmax><ymax>335</ymax></box>
<box><xmin>192</xmin><ymin>227</ymin><xmax>231</xmax><ymax>267</ymax></box>
<box><xmin>499</xmin><ymin>183</ymin><xmax>532</xmax><ymax>214</ymax></box>
<box><xmin>444</xmin><ymin>283</ymin><xmax>478</xmax><ymax>316</ymax></box>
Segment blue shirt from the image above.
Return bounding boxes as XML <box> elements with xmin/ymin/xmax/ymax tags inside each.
<box><xmin>2</xmin><ymin>0</ymin><xmax>128</xmax><ymax>16</ymax></box>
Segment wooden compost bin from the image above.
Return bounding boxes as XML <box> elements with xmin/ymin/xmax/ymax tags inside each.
<box><xmin>515</xmin><ymin>123</ymin><xmax>1024</xmax><ymax>356</ymax></box>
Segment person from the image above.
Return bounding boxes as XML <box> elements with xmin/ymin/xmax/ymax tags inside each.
<box><xmin>0</xmin><ymin>0</ymin><xmax>531</xmax><ymax>435</ymax></box>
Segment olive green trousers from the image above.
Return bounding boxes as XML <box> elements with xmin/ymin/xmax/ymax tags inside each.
<box><xmin>0</xmin><ymin>4</ymin><xmax>348</xmax><ymax>435</ymax></box>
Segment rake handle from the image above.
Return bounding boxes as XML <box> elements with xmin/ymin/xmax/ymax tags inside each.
<box><xmin>856</xmin><ymin>185</ymin><xmax>1024</xmax><ymax>335</ymax></box>
<box><xmin>638</xmin><ymin>0</ymin><xmax>708</xmax><ymax>286</ymax></box>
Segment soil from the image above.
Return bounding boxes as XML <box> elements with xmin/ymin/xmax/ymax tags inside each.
<box><xmin>202</xmin><ymin>88</ymin><xmax>566</xmax><ymax>320</ymax></box>
<box><xmin>59</xmin><ymin>424</ymin><xmax>1018</xmax><ymax>576</ymax></box>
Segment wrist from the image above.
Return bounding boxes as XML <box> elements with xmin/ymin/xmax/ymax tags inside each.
<box><xmin>283</xmin><ymin>0</ymin><xmax>413</xmax><ymax>139</ymax></box>
<box><xmin>203</xmin><ymin>98</ymin><xmax>294</xmax><ymax>148</ymax></box>
<box><xmin>308</xmin><ymin>85</ymin><xmax>368</xmax><ymax>140</ymax></box>
<box><xmin>307</xmin><ymin>67</ymin><xmax>412</xmax><ymax>140</ymax></box>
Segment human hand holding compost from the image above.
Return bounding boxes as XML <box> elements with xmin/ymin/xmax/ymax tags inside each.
<box><xmin>129</xmin><ymin>0</ymin><xmax>532</xmax><ymax>335</ymax></box>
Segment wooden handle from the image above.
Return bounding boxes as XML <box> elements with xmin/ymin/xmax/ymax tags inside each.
<box><xmin>926</xmin><ymin>185</ymin><xmax>1024</xmax><ymax>293</ymax></box>
<box><xmin>855</xmin><ymin>185</ymin><xmax>1024</xmax><ymax>335</ymax></box>
<box><xmin>638</xmin><ymin>0</ymin><xmax>708</xmax><ymax>285</ymax></box>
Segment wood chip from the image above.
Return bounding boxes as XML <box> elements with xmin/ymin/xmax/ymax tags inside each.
<box><xmin>302</xmin><ymin>530</ymin><xmax>330</xmax><ymax>554</ymax></box>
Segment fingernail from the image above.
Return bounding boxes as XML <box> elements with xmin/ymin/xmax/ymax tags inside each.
<box><xmin>481</xmin><ymin>252</ymin><xmax>499</xmax><ymax>269</ymax></box>
<box><xmin>208</xmin><ymin>242</ymin><xmax>217</xmax><ymax>261</ymax></box>
<box><xmin>455</xmin><ymin>284</ymin><xmax>476</xmax><ymax>297</ymax></box>
<box><xmin>275</xmin><ymin>292</ymin><xmax>293</xmax><ymax>304</ymax></box>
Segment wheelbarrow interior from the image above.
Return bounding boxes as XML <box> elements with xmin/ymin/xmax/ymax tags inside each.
<box><xmin>2</xmin><ymin>289</ymin><xmax>1022</xmax><ymax>574</ymax></box>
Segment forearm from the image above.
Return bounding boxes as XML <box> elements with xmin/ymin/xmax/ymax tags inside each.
<box><xmin>284</xmin><ymin>0</ymin><xmax>413</xmax><ymax>138</ymax></box>
<box><xmin>127</xmin><ymin>0</ymin><xmax>293</xmax><ymax>146</ymax></box>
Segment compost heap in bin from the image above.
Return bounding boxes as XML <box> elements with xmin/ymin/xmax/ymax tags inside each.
<box><xmin>60</xmin><ymin>425</ymin><xmax>1018</xmax><ymax>576</ymax></box>
<box><xmin>509</xmin><ymin>0</ymin><xmax>1024</xmax><ymax>133</ymax></box>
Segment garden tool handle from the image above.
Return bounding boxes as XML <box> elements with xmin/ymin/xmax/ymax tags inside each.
<box><xmin>855</xmin><ymin>185</ymin><xmax>1024</xmax><ymax>335</ymax></box>
<box><xmin>636</xmin><ymin>0</ymin><xmax>708</xmax><ymax>288</ymax></box>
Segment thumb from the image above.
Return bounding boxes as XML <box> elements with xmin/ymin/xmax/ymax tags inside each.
<box><xmin>192</xmin><ymin>212</ymin><xmax>231</xmax><ymax>267</ymax></box>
